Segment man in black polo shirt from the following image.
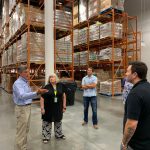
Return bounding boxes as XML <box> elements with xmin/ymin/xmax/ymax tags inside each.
<box><xmin>121</xmin><ymin>61</ymin><xmax>150</xmax><ymax>150</ymax></box>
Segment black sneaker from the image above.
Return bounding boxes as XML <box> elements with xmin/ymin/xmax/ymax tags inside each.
<box><xmin>55</xmin><ymin>135</ymin><xmax>66</xmax><ymax>140</ymax></box>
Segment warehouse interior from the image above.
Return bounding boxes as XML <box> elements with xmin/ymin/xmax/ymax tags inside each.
<box><xmin>0</xmin><ymin>0</ymin><xmax>149</xmax><ymax>150</ymax></box>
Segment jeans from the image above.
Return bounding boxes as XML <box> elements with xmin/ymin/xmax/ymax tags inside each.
<box><xmin>83</xmin><ymin>96</ymin><xmax>98</xmax><ymax>125</ymax></box>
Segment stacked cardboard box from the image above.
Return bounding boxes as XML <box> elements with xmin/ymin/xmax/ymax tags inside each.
<box><xmin>74</xmin><ymin>52</ymin><xmax>80</xmax><ymax>66</ymax></box>
<box><xmin>55</xmin><ymin>10</ymin><xmax>72</xmax><ymax>30</ymax></box>
<box><xmin>9</xmin><ymin>0</ymin><xmax>16</xmax><ymax>15</ymax></box>
<box><xmin>79</xmin><ymin>27</ymin><xmax>87</xmax><ymax>45</ymax></box>
<box><xmin>98</xmin><ymin>48</ymin><xmax>122</xmax><ymax>61</ymax></box>
<box><xmin>88</xmin><ymin>0</ymin><xmax>100</xmax><ymax>18</ymax></box>
<box><xmin>2</xmin><ymin>50</ymin><xmax>8</xmax><ymax>67</ymax></box>
<box><xmin>17</xmin><ymin>32</ymin><xmax>45</xmax><ymax>63</ymax></box>
<box><xmin>79</xmin><ymin>0</ymin><xmax>87</xmax><ymax>22</ymax></box>
<box><xmin>99</xmin><ymin>79</ymin><xmax>122</xmax><ymax>95</ymax></box>
<box><xmin>2</xmin><ymin>0</ymin><xmax>9</xmax><ymax>27</ymax></box>
<box><xmin>73</xmin><ymin>29</ymin><xmax>79</xmax><ymax>46</ymax></box>
<box><xmin>89</xmin><ymin>51</ymin><xmax>98</xmax><ymax>61</ymax></box>
<box><xmin>56</xmin><ymin>36</ymin><xmax>72</xmax><ymax>64</ymax></box>
<box><xmin>80</xmin><ymin>51</ymin><xmax>88</xmax><ymax>65</ymax></box>
<box><xmin>7</xmin><ymin>46</ymin><xmax>13</xmax><ymax>65</ymax></box>
<box><xmin>9</xmin><ymin>3</ymin><xmax>44</xmax><ymax>38</ymax></box>
<box><xmin>12</xmin><ymin>43</ymin><xmax>17</xmax><ymax>64</ymax></box>
<box><xmin>89</xmin><ymin>23</ymin><xmax>100</xmax><ymax>41</ymax></box>
<box><xmin>5</xmin><ymin>74</ymin><xmax>16</xmax><ymax>93</ymax></box>
<box><xmin>100</xmin><ymin>0</ymin><xmax>125</xmax><ymax>12</ymax></box>
<box><xmin>100</xmin><ymin>22</ymin><xmax>122</xmax><ymax>39</ymax></box>
<box><xmin>73</xmin><ymin>1</ymin><xmax>79</xmax><ymax>26</ymax></box>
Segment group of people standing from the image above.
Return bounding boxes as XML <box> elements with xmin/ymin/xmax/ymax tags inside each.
<box><xmin>13</xmin><ymin>61</ymin><xmax>150</xmax><ymax>150</ymax></box>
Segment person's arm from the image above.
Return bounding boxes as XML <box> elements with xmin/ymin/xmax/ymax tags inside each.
<box><xmin>81</xmin><ymin>78</ymin><xmax>88</xmax><ymax>89</ymax></box>
<box><xmin>121</xmin><ymin>119</ymin><xmax>138</xmax><ymax>150</ymax></box>
<box><xmin>13</xmin><ymin>83</ymin><xmax>48</xmax><ymax>100</ymax></box>
<box><xmin>40</xmin><ymin>97</ymin><xmax>45</xmax><ymax>114</ymax></box>
<box><xmin>86</xmin><ymin>77</ymin><xmax>97</xmax><ymax>89</ymax></box>
<box><xmin>63</xmin><ymin>93</ymin><xmax>66</xmax><ymax>112</ymax></box>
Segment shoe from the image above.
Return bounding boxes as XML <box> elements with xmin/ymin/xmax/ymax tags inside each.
<box><xmin>55</xmin><ymin>135</ymin><xmax>66</xmax><ymax>140</ymax></box>
<box><xmin>82</xmin><ymin>121</ymin><xmax>87</xmax><ymax>126</ymax></box>
<box><xmin>93</xmin><ymin>125</ymin><xmax>98</xmax><ymax>129</ymax></box>
<box><xmin>43</xmin><ymin>139</ymin><xmax>49</xmax><ymax>144</ymax></box>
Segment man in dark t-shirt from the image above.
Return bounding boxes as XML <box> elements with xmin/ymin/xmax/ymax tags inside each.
<box><xmin>121</xmin><ymin>61</ymin><xmax>150</xmax><ymax>150</ymax></box>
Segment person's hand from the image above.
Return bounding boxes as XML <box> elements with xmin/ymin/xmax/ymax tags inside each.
<box><xmin>63</xmin><ymin>107</ymin><xmax>66</xmax><ymax>113</ymax></box>
<box><xmin>41</xmin><ymin>108</ymin><xmax>45</xmax><ymax>115</ymax></box>
<box><xmin>37</xmin><ymin>89</ymin><xmax>48</xmax><ymax>95</ymax></box>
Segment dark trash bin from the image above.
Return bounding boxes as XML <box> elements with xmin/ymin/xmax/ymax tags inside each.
<box><xmin>61</xmin><ymin>81</ymin><xmax>77</xmax><ymax>106</ymax></box>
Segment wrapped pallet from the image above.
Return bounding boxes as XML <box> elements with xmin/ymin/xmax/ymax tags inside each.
<box><xmin>12</xmin><ymin>43</ymin><xmax>17</xmax><ymax>64</ymax></box>
<box><xmin>73</xmin><ymin>1</ymin><xmax>79</xmax><ymax>26</ymax></box>
<box><xmin>2</xmin><ymin>50</ymin><xmax>8</xmax><ymax>67</ymax></box>
<box><xmin>80</xmin><ymin>51</ymin><xmax>88</xmax><ymax>66</ymax></box>
<box><xmin>1</xmin><ymin>74</ymin><xmax>7</xmax><ymax>89</ymax></box>
<box><xmin>89</xmin><ymin>23</ymin><xmax>100</xmax><ymax>41</ymax></box>
<box><xmin>9</xmin><ymin>0</ymin><xmax>16</xmax><ymax>15</ymax></box>
<box><xmin>79</xmin><ymin>0</ymin><xmax>87</xmax><ymax>22</ymax></box>
<box><xmin>74</xmin><ymin>52</ymin><xmax>80</xmax><ymax>66</ymax></box>
<box><xmin>98</xmin><ymin>47</ymin><xmax>122</xmax><ymax>61</ymax></box>
<box><xmin>100</xmin><ymin>0</ymin><xmax>125</xmax><ymax>12</ymax></box>
<box><xmin>2</xmin><ymin>0</ymin><xmax>9</xmax><ymax>27</ymax></box>
<box><xmin>7</xmin><ymin>46</ymin><xmax>13</xmax><ymax>65</ymax></box>
<box><xmin>88</xmin><ymin>0</ymin><xmax>100</xmax><ymax>18</ymax></box>
<box><xmin>99</xmin><ymin>79</ymin><xmax>121</xmax><ymax>95</ymax></box>
<box><xmin>89</xmin><ymin>51</ymin><xmax>97</xmax><ymax>61</ymax></box>
<box><xmin>55</xmin><ymin>10</ymin><xmax>72</xmax><ymax>30</ymax></box>
<box><xmin>100</xmin><ymin>22</ymin><xmax>122</xmax><ymax>39</ymax></box>
<box><xmin>9</xmin><ymin>3</ymin><xmax>44</xmax><ymax>37</ymax></box>
<box><xmin>73</xmin><ymin>29</ymin><xmax>79</xmax><ymax>46</ymax></box>
<box><xmin>79</xmin><ymin>27</ymin><xmax>87</xmax><ymax>45</ymax></box>
<box><xmin>56</xmin><ymin>36</ymin><xmax>72</xmax><ymax>64</ymax></box>
<box><xmin>17</xmin><ymin>32</ymin><xmax>45</xmax><ymax>63</ymax></box>
<box><xmin>5</xmin><ymin>74</ymin><xmax>16</xmax><ymax>93</ymax></box>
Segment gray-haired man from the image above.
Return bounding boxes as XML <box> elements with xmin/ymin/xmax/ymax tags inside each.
<box><xmin>13</xmin><ymin>65</ymin><xmax>48</xmax><ymax>150</ymax></box>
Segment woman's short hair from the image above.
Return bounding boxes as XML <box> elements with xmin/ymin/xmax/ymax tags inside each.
<box><xmin>48</xmin><ymin>73</ymin><xmax>59</xmax><ymax>83</ymax></box>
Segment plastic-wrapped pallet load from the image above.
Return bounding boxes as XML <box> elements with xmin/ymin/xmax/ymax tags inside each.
<box><xmin>9</xmin><ymin>0</ymin><xmax>16</xmax><ymax>15</ymax></box>
<box><xmin>17</xmin><ymin>32</ymin><xmax>45</xmax><ymax>63</ymax></box>
<box><xmin>1</xmin><ymin>74</ymin><xmax>7</xmax><ymax>89</ymax></box>
<box><xmin>100</xmin><ymin>0</ymin><xmax>125</xmax><ymax>12</ymax></box>
<box><xmin>100</xmin><ymin>22</ymin><xmax>122</xmax><ymax>39</ymax></box>
<box><xmin>7</xmin><ymin>46</ymin><xmax>13</xmax><ymax>65</ymax></box>
<box><xmin>89</xmin><ymin>51</ymin><xmax>98</xmax><ymax>61</ymax></box>
<box><xmin>73</xmin><ymin>29</ymin><xmax>79</xmax><ymax>46</ymax></box>
<box><xmin>2</xmin><ymin>50</ymin><xmax>8</xmax><ymax>67</ymax></box>
<box><xmin>9</xmin><ymin>3</ymin><xmax>44</xmax><ymax>38</ymax></box>
<box><xmin>56</xmin><ymin>36</ymin><xmax>72</xmax><ymax>64</ymax></box>
<box><xmin>2</xmin><ymin>0</ymin><xmax>9</xmax><ymax>27</ymax></box>
<box><xmin>73</xmin><ymin>0</ymin><xmax>79</xmax><ymax>26</ymax></box>
<box><xmin>99</xmin><ymin>79</ymin><xmax>122</xmax><ymax>95</ymax></box>
<box><xmin>89</xmin><ymin>23</ymin><xmax>100</xmax><ymax>41</ymax></box>
<box><xmin>74</xmin><ymin>53</ymin><xmax>80</xmax><ymax>66</ymax></box>
<box><xmin>79</xmin><ymin>51</ymin><xmax>88</xmax><ymax>66</ymax></box>
<box><xmin>12</xmin><ymin>43</ymin><xmax>17</xmax><ymax>64</ymax></box>
<box><xmin>79</xmin><ymin>0</ymin><xmax>88</xmax><ymax>22</ymax></box>
<box><xmin>79</xmin><ymin>27</ymin><xmax>87</xmax><ymax>45</ymax></box>
<box><xmin>88</xmin><ymin>0</ymin><xmax>100</xmax><ymax>18</ymax></box>
<box><xmin>55</xmin><ymin>10</ymin><xmax>72</xmax><ymax>30</ymax></box>
<box><xmin>3</xmin><ymin>26</ymin><xmax>9</xmax><ymax>45</ymax></box>
<box><xmin>98</xmin><ymin>47</ymin><xmax>122</xmax><ymax>61</ymax></box>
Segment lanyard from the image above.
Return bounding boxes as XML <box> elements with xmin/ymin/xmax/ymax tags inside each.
<box><xmin>54</xmin><ymin>90</ymin><xmax>57</xmax><ymax>97</ymax></box>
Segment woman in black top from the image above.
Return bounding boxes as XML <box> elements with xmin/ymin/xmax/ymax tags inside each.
<box><xmin>40</xmin><ymin>74</ymin><xmax>66</xmax><ymax>143</ymax></box>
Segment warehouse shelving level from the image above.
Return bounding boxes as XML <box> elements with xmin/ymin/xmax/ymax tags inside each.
<box><xmin>0</xmin><ymin>0</ymin><xmax>45</xmax><ymax>94</ymax></box>
<box><xmin>54</xmin><ymin>0</ymin><xmax>74</xmax><ymax>79</ymax></box>
<box><xmin>73</xmin><ymin>7</ymin><xmax>140</xmax><ymax>96</ymax></box>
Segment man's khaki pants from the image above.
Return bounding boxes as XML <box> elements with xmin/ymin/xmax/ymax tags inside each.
<box><xmin>15</xmin><ymin>105</ymin><xmax>31</xmax><ymax>150</ymax></box>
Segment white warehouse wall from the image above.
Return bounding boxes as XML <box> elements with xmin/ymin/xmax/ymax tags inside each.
<box><xmin>125</xmin><ymin>0</ymin><xmax>150</xmax><ymax>81</ymax></box>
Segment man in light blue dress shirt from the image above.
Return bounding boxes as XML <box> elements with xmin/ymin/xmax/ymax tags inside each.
<box><xmin>81</xmin><ymin>67</ymin><xmax>98</xmax><ymax>129</ymax></box>
<box><xmin>13</xmin><ymin>65</ymin><xmax>47</xmax><ymax>150</ymax></box>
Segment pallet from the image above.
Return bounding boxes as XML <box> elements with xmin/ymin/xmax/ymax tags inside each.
<box><xmin>100</xmin><ymin>7</ymin><xmax>123</xmax><ymax>15</ymax></box>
